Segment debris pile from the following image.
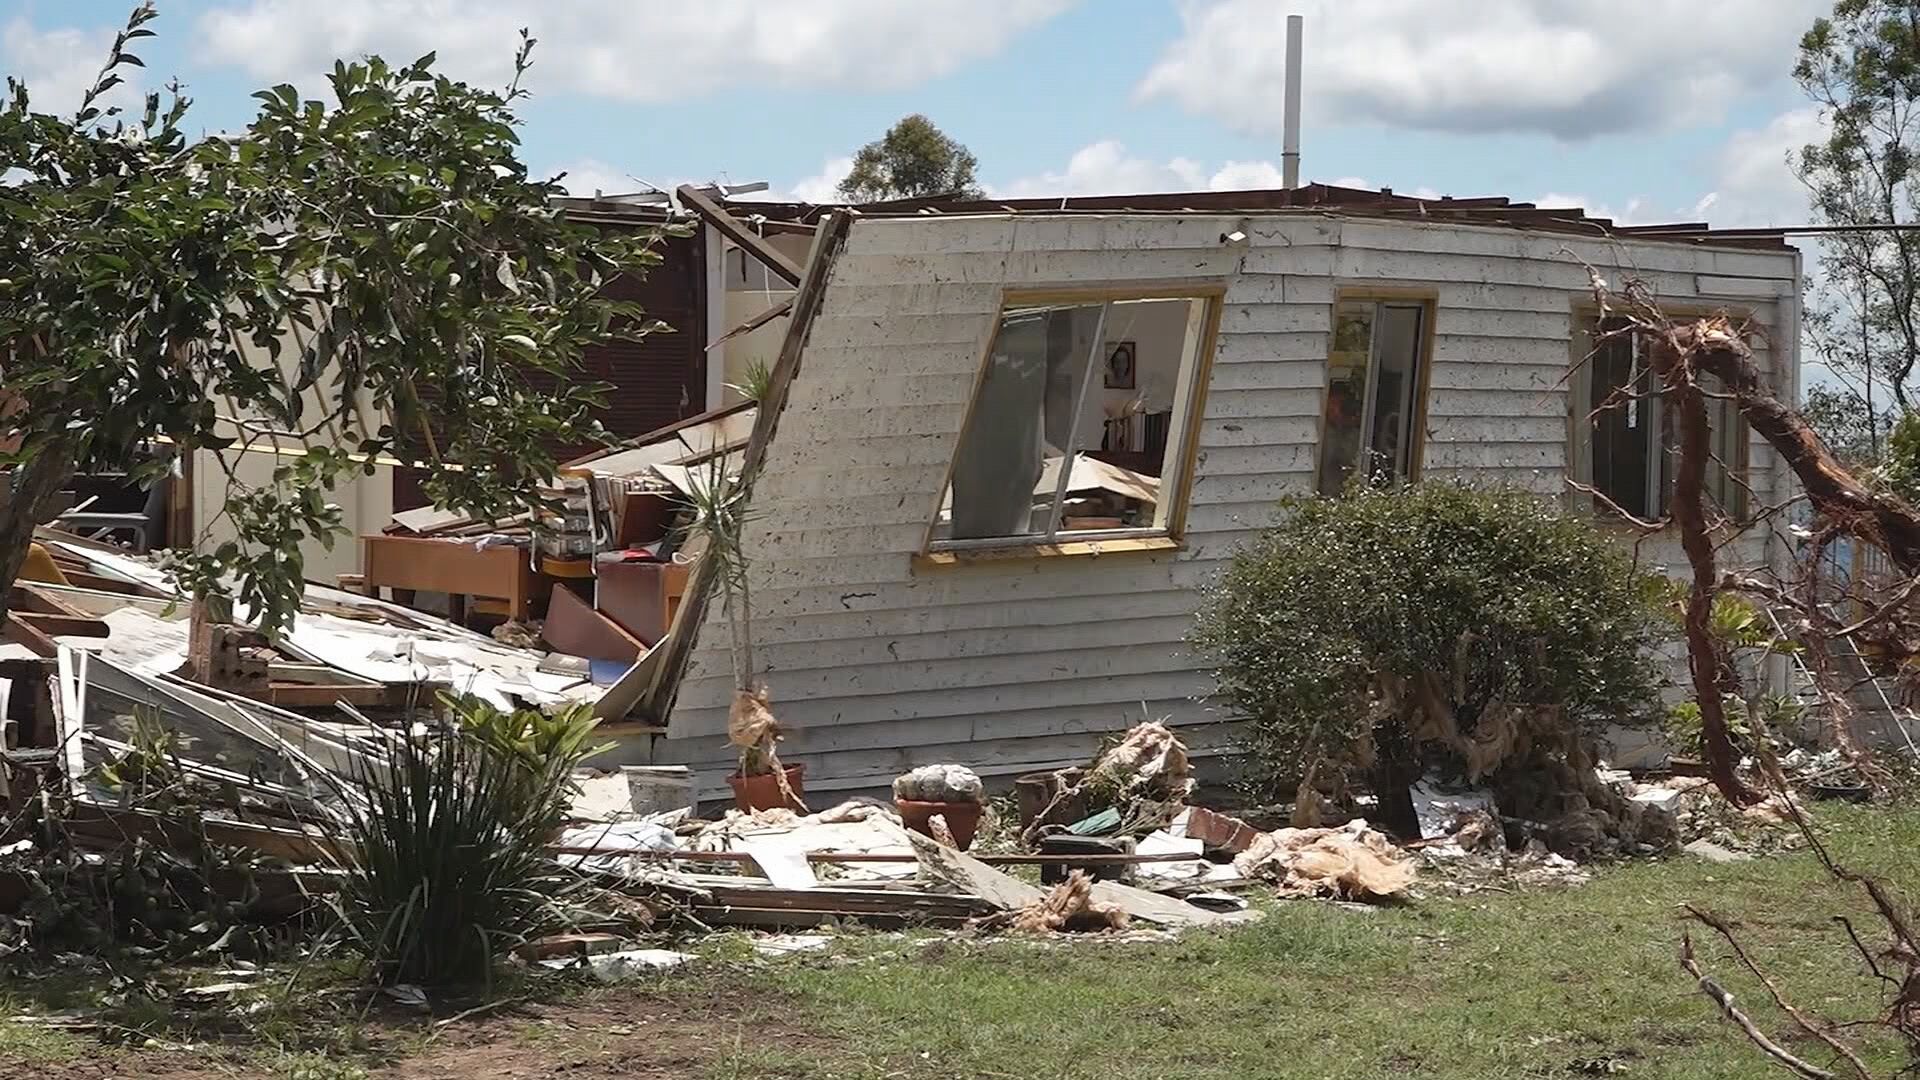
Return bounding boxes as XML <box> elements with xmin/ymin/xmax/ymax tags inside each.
<box><xmin>1234</xmin><ymin>820</ymin><xmax>1416</xmax><ymax>902</ymax></box>
<box><xmin>1009</xmin><ymin>871</ymin><xmax>1130</xmax><ymax>934</ymax></box>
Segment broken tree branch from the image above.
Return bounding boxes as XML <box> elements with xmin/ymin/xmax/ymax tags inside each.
<box><xmin>1647</xmin><ymin>329</ymin><xmax>1761</xmax><ymax>806</ymax></box>
<box><xmin>1680</xmin><ymin>931</ymin><xmax>1840</xmax><ymax>1080</ymax></box>
<box><xmin>1685</xmin><ymin>905</ymin><xmax>1876</xmax><ymax>1080</ymax></box>
<box><xmin>1682</xmin><ymin>319</ymin><xmax>1920</xmax><ymax>577</ymax></box>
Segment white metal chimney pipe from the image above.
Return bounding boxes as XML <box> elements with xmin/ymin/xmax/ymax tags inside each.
<box><xmin>1282</xmin><ymin>14</ymin><xmax>1303</xmax><ymax>189</ymax></box>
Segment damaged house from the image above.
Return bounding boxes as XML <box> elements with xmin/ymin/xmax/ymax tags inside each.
<box><xmin>609</xmin><ymin>185</ymin><xmax>1803</xmax><ymax>801</ymax></box>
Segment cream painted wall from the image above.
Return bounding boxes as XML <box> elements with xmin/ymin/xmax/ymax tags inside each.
<box><xmin>651</xmin><ymin>211</ymin><xmax>1803</xmax><ymax>796</ymax></box>
<box><xmin>186</xmin><ymin>304</ymin><xmax>391</xmax><ymax>585</ymax></box>
<box><xmin>191</xmin><ymin>448</ymin><xmax>394</xmax><ymax>585</ymax></box>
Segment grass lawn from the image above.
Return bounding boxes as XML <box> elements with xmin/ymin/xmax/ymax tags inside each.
<box><xmin>1</xmin><ymin>803</ymin><xmax>1914</xmax><ymax>1079</ymax></box>
<box><xmin>737</xmin><ymin>802</ymin><xmax>1920</xmax><ymax>1079</ymax></box>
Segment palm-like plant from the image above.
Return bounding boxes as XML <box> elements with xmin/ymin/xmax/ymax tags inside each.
<box><xmin>676</xmin><ymin>449</ymin><xmax>791</xmax><ymax>783</ymax></box>
<box><xmin>331</xmin><ymin>698</ymin><xmax>604</xmax><ymax>985</ymax></box>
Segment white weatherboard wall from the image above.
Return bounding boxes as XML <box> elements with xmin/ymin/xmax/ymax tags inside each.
<box><xmin>650</xmin><ymin>213</ymin><xmax>1801</xmax><ymax>796</ymax></box>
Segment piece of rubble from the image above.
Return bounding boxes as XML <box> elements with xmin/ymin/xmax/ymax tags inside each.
<box><xmin>754</xmin><ymin>933</ymin><xmax>832</xmax><ymax>957</ymax></box>
<box><xmin>1409</xmin><ymin>775</ymin><xmax>1497</xmax><ymax>840</ymax></box>
<box><xmin>516</xmin><ymin>932</ymin><xmax>630</xmax><ymax>961</ymax></box>
<box><xmin>1011</xmin><ymin>871</ymin><xmax>1130</xmax><ymax>934</ymax></box>
<box><xmin>539</xmin><ymin>948</ymin><xmax>695</xmax><ymax>980</ymax></box>
<box><xmin>178</xmin><ymin>982</ymin><xmax>253</xmax><ymax>1000</ymax></box>
<box><xmin>1234</xmin><ymin>819</ymin><xmax>1415</xmax><ymax>902</ymax></box>
<box><xmin>1683</xmin><ymin>838</ymin><xmax>1753</xmax><ymax>864</ymax></box>
<box><xmin>908</xmin><ymin>828</ymin><xmax>1248</xmax><ymax>930</ymax></box>
<box><xmin>1085</xmin><ymin>721</ymin><xmax>1193</xmax><ymax>802</ymax></box>
<box><xmin>1181</xmin><ymin>806</ymin><xmax>1261</xmax><ymax>854</ymax></box>
<box><xmin>1629</xmin><ymin>787</ymin><xmax>1686</xmax><ymax>814</ymax></box>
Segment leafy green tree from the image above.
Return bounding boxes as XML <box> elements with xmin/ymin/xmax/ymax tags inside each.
<box><xmin>837</xmin><ymin>114</ymin><xmax>982</xmax><ymax>202</ymax></box>
<box><xmin>0</xmin><ymin>5</ymin><xmax>670</xmax><ymax>632</ymax></box>
<box><xmin>1794</xmin><ymin>1</ymin><xmax>1920</xmax><ymax>409</ymax></box>
<box><xmin>1191</xmin><ymin>483</ymin><xmax>1667</xmax><ymax>809</ymax></box>
<box><xmin>1803</xmin><ymin>383</ymin><xmax>1896</xmax><ymax>466</ymax></box>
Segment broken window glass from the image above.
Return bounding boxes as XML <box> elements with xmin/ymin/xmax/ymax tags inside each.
<box><xmin>1316</xmin><ymin>299</ymin><xmax>1429</xmax><ymax>495</ymax></box>
<box><xmin>933</xmin><ymin>295</ymin><xmax>1214</xmax><ymax>548</ymax></box>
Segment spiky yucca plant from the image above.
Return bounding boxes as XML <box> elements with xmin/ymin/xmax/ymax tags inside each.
<box><xmin>333</xmin><ymin>699</ymin><xmax>602</xmax><ymax>985</ymax></box>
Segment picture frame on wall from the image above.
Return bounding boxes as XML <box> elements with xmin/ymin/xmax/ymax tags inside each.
<box><xmin>1104</xmin><ymin>340</ymin><xmax>1136</xmax><ymax>389</ymax></box>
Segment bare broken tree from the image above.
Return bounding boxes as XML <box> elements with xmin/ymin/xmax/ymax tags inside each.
<box><xmin>1575</xmin><ymin>264</ymin><xmax>1919</xmax><ymax>1076</ymax></box>
<box><xmin>1680</xmin><ymin>773</ymin><xmax>1918</xmax><ymax>1079</ymax></box>
<box><xmin>1573</xmin><ymin>263</ymin><xmax>1920</xmax><ymax>805</ymax></box>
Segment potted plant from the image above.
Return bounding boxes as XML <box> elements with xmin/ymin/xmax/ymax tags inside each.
<box><xmin>893</xmin><ymin>764</ymin><xmax>986</xmax><ymax>849</ymax></box>
<box><xmin>681</xmin><ymin>449</ymin><xmax>806</xmax><ymax>813</ymax></box>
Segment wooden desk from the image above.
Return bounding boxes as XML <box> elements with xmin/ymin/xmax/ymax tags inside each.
<box><xmin>361</xmin><ymin>535</ymin><xmax>544</xmax><ymax>622</ymax></box>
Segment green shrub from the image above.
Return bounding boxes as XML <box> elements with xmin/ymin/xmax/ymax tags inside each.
<box><xmin>1191</xmin><ymin>482</ymin><xmax>1668</xmax><ymax>797</ymax></box>
<box><xmin>332</xmin><ymin>698</ymin><xmax>603</xmax><ymax>986</ymax></box>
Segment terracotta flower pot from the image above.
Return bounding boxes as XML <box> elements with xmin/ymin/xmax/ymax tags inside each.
<box><xmin>729</xmin><ymin>763</ymin><xmax>807</xmax><ymax>813</ymax></box>
<box><xmin>896</xmin><ymin>798</ymin><xmax>984</xmax><ymax>850</ymax></box>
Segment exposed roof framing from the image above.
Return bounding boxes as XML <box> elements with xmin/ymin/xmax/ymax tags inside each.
<box><xmin>677</xmin><ymin>183</ymin><xmax>804</xmax><ymax>286</ymax></box>
<box><xmin>724</xmin><ymin>182</ymin><xmax>1794</xmax><ymax>251</ymax></box>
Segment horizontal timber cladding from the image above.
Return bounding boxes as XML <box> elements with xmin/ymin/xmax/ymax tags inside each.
<box><xmin>657</xmin><ymin>211</ymin><xmax>1801</xmax><ymax>791</ymax></box>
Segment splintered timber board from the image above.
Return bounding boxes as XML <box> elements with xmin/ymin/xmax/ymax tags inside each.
<box><xmin>690</xmin><ymin>883</ymin><xmax>991</xmax><ymax>929</ymax></box>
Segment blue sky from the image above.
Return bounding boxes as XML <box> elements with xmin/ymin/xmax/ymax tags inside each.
<box><xmin>2</xmin><ymin>0</ymin><xmax>1831</xmax><ymax>228</ymax></box>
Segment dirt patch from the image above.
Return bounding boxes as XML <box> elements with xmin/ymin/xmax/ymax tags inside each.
<box><xmin>4</xmin><ymin>984</ymin><xmax>827</xmax><ymax>1080</ymax></box>
<box><xmin>0</xmin><ymin>1049</ymin><xmax>246</xmax><ymax>1080</ymax></box>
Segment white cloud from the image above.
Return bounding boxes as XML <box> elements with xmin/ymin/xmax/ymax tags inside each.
<box><xmin>3</xmin><ymin>16</ymin><xmax>141</xmax><ymax>116</ymax></box>
<box><xmin>543</xmin><ymin>159</ymin><xmax>641</xmax><ymax>199</ymax></box>
<box><xmin>992</xmin><ymin>140</ymin><xmax>1365</xmax><ymax>199</ymax></box>
<box><xmin>1699</xmin><ymin>106</ymin><xmax>1826</xmax><ymax>228</ymax></box>
<box><xmin>196</xmin><ymin>0</ymin><xmax>1071</xmax><ymax>101</ymax></box>
<box><xmin>748</xmin><ymin>155</ymin><xmax>854</xmax><ymax>204</ymax></box>
<box><xmin>994</xmin><ymin>141</ymin><xmax>1205</xmax><ymax>198</ymax></box>
<box><xmin>1139</xmin><ymin>0</ymin><xmax>1826</xmax><ymax>140</ymax></box>
<box><xmin>1326</xmin><ymin>175</ymin><xmax>1443</xmax><ymax>201</ymax></box>
<box><xmin>1529</xmin><ymin>191</ymin><xmax>1652</xmax><ymax>226</ymax></box>
<box><xmin>1207</xmin><ymin>159</ymin><xmax>1287</xmax><ymax>190</ymax></box>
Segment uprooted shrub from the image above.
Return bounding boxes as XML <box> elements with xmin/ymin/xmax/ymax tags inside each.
<box><xmin>332</xmin><ymin>696</ymin><xmax>609</xmax><ymax>986</ymax></box>
<box><xmin>1192</xmin><ymin>481</ymin><xmax>1669</xmax><ymax>842</ymax></box>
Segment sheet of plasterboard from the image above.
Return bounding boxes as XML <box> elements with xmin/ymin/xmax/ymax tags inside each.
<box><xmin>41</xmin><ymin>539</ymin><xmax>176</xmax><ymax>592</ymax></box>
<box><xmin>285</xmin><ymin>609</ymin><xmax>592</xmax><ymax>710</ymax></box>
<box><xmin>650</xmin><ymin>451</ymin><xmax>745</xmax><ymax>501</ymax></box>
<box><xmin>577</xmin><ymin>407</ymin><xmax>757</xmax><ymax>479</ymax></box>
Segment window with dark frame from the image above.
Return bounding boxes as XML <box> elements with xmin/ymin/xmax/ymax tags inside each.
<box><xmin>1316</xmin><ymin>298</ymin><xmax>1431</xmax><ymax>495</ymax></box>
<box><xmin>1578</xmin><ymin>317</ymin><xmax>1749</xmax><ymax>521</ymax></box>
<box><xmin>930</xmin><ymin>294</ymin><xmax>1215</xmax><ymax>550</ymax></box>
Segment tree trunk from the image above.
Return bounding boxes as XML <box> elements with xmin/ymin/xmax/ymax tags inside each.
<box><xmin>1651</xmin><ymin>336</ymin><xmax>1762</xmax><ymax>807</ymax></box>
<box><xmin>0</xmin><ymin>447</ymin><xmax>79</xmax><ymax>628</ymax></box>
<box><xmin>1684</xmin><ymin>321</ymin><xmax>1920</xmax><ymax>575</ymax></box>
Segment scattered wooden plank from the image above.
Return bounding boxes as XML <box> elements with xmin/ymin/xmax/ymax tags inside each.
<box><xmin>13</xmin><ymin>612</ymin><xmax>109</xmax><ymax>639</ymax></box>
<box><xmin>676</xmin><ymin>184</ymin><xmax>803</xmax><ymax>286</ymax></box>
<box><xmin>1</xmin><ymin>616</ymin><xmax>59</xmax><ymax>658</ymax></box>
<box><xmin>62</xmin><ymin>801</ymin><xmax>338</xmax><ymax>864</ymax></box>
<box><xmin>546</xmin><ymin>845</ymin><xmax>1201</xmax><ymax>867</ymax></box>
<box><xmin>264</xmin><ymin>682</ymin><xmax>395</xmax><ymax>708</ymax></box>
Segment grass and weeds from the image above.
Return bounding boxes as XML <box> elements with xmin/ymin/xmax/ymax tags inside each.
<box><xmin>0</xmin><ymin>803</ymin><xmax>1914</xmax><ymax>1079</ymax></box>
